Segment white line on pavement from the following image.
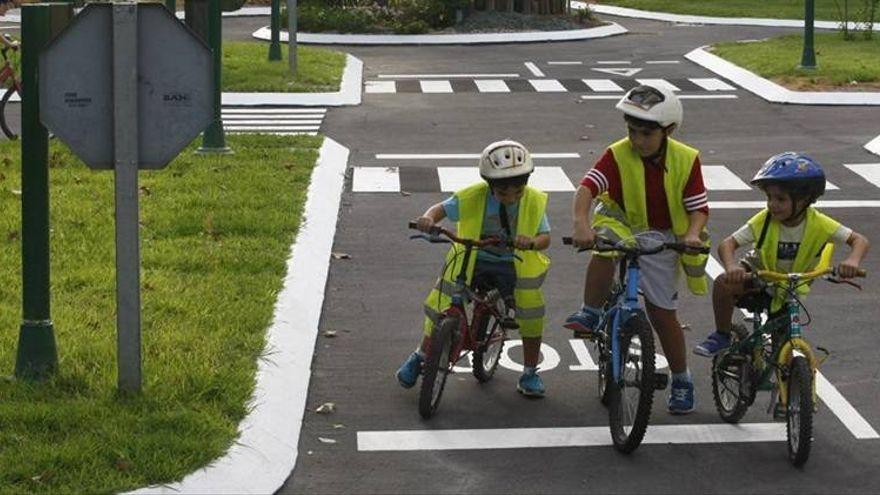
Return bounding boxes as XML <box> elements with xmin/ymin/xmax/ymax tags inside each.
<box><xmin>221</xmin><ymin>108</ymin><xmax>327</xmax><ymax>114</ymax></box>
<box><xmin>419</xmin><ymin>80</ymin><xmax>454</xmax><ymax>93</ymax></box>
<box><xmin>690</xmin><ymin>78</ymin><xmax>736</xmax><ymax>91</ymax></box>
<box><xmin>221</xmin><ymin>120</ymin><xmax>324</xmax><ymax>125</ymax></box>
<box><xmin>529</xmin><ymin>79</ymin><xmax>567</xmax><ymax>92</ymax></box>
<box><xmin>357</xmin><ymin>423</ymin><xmax>787</xmax><ymax>451</ymax></box>
<box><xmin>844</xmin><ymin>163</ymin><xmax>880</xmax><ymax>188</ymax></box>
<box><xmin>375</xmin><ymin>153</ymin><xmax>580</xmax><ymax>159</ymax></box>
<box><xmin>865</xmin><ymin>135</ymin><xmax>880</xmax><ymax>156</ymax></box>
<box><xmin>224</xmin><ymin>126</ymin><xmax>320</xmax><ymax>131</ymax></box>
<box><xmin>437</xmin><ymin>167</ymin><xmax>574</xmax><ymax>192</ymax></box>
<box><xmin>646</xmin><ymin>60</ymin><xmax>681</xmax><ymax>64</ymax></box>
<box><xmin>365</xmin><ymin>80</ymin><xmax>397</xmax><ymax>93</ymax></box>
<box><xmin>352</xmin><ymin>166</ymin><xmax>401</xmax><ymax>192</ymax></box>
<box><xmin>596</xmin><ymin>60</ymin><xmax>631</xmax><ymax>64</ymax></box>
<box><xmin>581</xmin><ymin>94</ymin><xmax>738</xmax><ymax>100</ymax></box>
<box><xmin>582</xmin><ymin>79</ymin><xmax>625</xmax><ymax>92</ymax></box>
<box><xmin>474</xmin><ymin>79</ymin><xmax>511</xmax><ymax>93</ymax></box>
<box><xmin>548</xmin><ymin>61</ymin><xmax>583</xmax><ymax>65</ymax></box>
<box><xmin>524</xmin><ymin>62</ymin><xmax>545</xmax><ymax>77</ymax></box>
<box><xmin>637</xmin><ymin>78</ymin><xmax>681</xmax><ymax>91</ymax></box>
<box><xmin>377</xmin><ymin>73</ymin><xmax>519</xmax><ymax>79</ymax></box>
<box><xmin>702</xmin><ymin>165</ymin><xmax>751</xmax><ymax>190</ymax></box>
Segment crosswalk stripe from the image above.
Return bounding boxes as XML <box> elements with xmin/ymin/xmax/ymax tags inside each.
<box><xmin>844</xmin><ymin>163</ymin><xmax>880</xmax><ymax>188</ymax></box>
<box><xmin>222</xmin><ymin>119</ymin><xmax>324</xmax><ymax>125</ymax></box>
<box><xmin>582</xmin><ymin>78</ymin><xmax>624</xmax><ymax>91</ymax></box>
<box><xmin>225</xmin><ymin>125</ymin><xmax>320</xmax><ymax>131</ymax></box>
<box><xmin>529</xmin><ymin>79</ymin><xmax>567</xmax><ymax>92</ymax></box>
<box><xmin>221</xmin><ymin>108</ymin><xmax>326</xmax><ymax>114</ymax></box>
<box><xmin>702</xmin><ymin>165</ymin><xmax>751</xmax><ymax>190</ymax></box>
<box><xmin>420</xmin><ymin>80</ymin><xmax>454</xmax><ymax>93</ymax></box>
<box><xmin>434</xmin><ymin>167</ymin><xmax>573</xmax><ymax>192</ymax></box>
<box><xmin>474</xmin><ymin>79</ymin><xmax>510</xmax><ymax>93</ymax></box>
<box><xmin>365</xmin><ymin>80</ymin><xmax>397</xmax><ymax>93</ymax></box>
<box><xmin>689</xmin><ymin>78</ymin><xmax>736</xmax><ymax>91</ymax></box>
<box><xmin>352</xmin><ymin>166</ymin><xmax>400</xmax><ymax>192</ymax></box>
<box><xmin>636</xmin><ymin>78</ymin><xmax>680</xmax><ymax>91</ymax></box>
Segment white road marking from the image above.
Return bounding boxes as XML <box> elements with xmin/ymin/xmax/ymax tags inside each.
<box><xmin>582</xmin><ymin>79</ymin><xmax>624</xmax><ymax>91</ymax></box>
<box><xmin>844</xmin><ymin>163</ymin><xmax>880</xmax><ymax>188</ymax></box>
<box><xmin>708</xmin><ymin>200</ymin><xmax>880</xmax><ymax>209</ymax></box>
<box><xmin>437</xmin><ymin>167</ymin><xmax>574</xmax><ymax>192</ymax></box>
<box><xmin>527</xmin><ymin>166</ymin><xmax>576</xmax><ymax>191</ymax></box>
<box><xmin>568</xmin><ymin>339</ymin><xmax>598</xmax><ymax>371</ymax></box>
<box><xmin>375</xmin><ymin>153</ymin><xmax>580</xmax><ymax>159</ymax></box>
<box><xmin>637</xmin><ymin>78</ymin><xmax>680</xmax><ymax>91</ymax></box>
<box><xmin>352</xmin><ymin>166</ymin><xmax>400</xmax><ymax>192</ymax></box>
<box><xmin>597</xmin><ymin>60</ymin><xmax>631</xmax><ymax>64</ymax></box>
<box><xmin>220</xmin><ymin>119</ymin><xmax>324</xmax><ymax>125</ymax></box>
<box><xmin>419</xmin><ymin>80</ymin><xmax>453</xmax><ymax>93</ymax></box>
<box><xmin>825</xmin><ymin>180</ymin><xmax>840</xmax><ymax>190</ymax></box>
<box><xmin>357</xmin><ymin>423</ymin><xmax>787</xmax><ymax>451</ymax></box>
<box><xmin>529</xmin><ymin>79</ymin><xmax>567</xmax><ymax>92</ymax></box>
<box><xmin>437</xmin><ymin>167</ymin><xmax>482</xmax><ymax>191</ymax></box>
<box><xmin>865</xmin><ymin>135</ymin><xmax>880</xmax><ymax>156</ymax></box>
<box><xmin>581</xmin><ymin>94</ymin><xmax>738</xmax><ymax>101</ymax></box>
<box><xmin>224</xmin><ymin>125</ymin><xmax>319</xmax><ymax>131</ymax></box>
<box><xmin>592</xmin><ymin>67</ymin><xmax>642</xmax><ymax>77</ymax></box>
<box><xmin>221</xmin><ymin>108</ymin><xmax>326</xmax><ymax>114</ymax></box>
<box><xmin>702</xmin><ymin>165</ymin><xmax>751</xmax><ymax>190</ymax></box>
<box><xmin>524</xmin><ymin>62</ymin><xmax>545</xmax><ymax>77</ymax></box>
<box><xmin>365</xmin><ymin>80</ymin><xmax>397</xmax><ymax>93</ymax></box>
<box><xmin>646</xmin><ymin>60</ymin><xmax>681</xmax><ymax>64</ymax></box>
<box><xmin>474</xmin><ymin>79</ymin><xmax>511</xmax><ymax>93</ymax></box>
<box><xmin>377</xmin><ymin>73</ymin><xmax>519</xmax><ymax>79</ymax></box>
<box><xmin>689</xmin><ymin>78</ymin><xmax>736</xmax><ymax>91</ymax></box>
<box><xmin>548</xmin><ymin>61</ymin><xmax>583</xmax><ymax>65</ymax></box>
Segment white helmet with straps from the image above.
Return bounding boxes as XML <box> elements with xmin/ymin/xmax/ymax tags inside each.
<box><xmin>479</xmin><ymin>140</ymin><xmax>534</xmax><ymax>180</ymax></box>
<box><xmin>615</xmin><ymin>84</ymin><xmax>683</xmax><ymax>129</ymax></box>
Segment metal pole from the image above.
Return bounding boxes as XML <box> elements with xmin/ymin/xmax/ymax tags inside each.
<box><xmin>15</xmin><ymin>4</ymin><xmax>69</xmax><ymax>380</ymax></box>
<box><xmin>198</xmin><ymin>0</ymin><xmax>230</xmax><ymax>153</ymax></box>
<box><xmin>269</xmin><ymin>0</ymin><xmax>281</xmax><ymax>61</ymax></box>
<box><xmin>286</xmin><ymin>0</ymin><xmax>296</xmax><ymax>74</ymax></box>
<box><xmin>112</xmin><ymin>2</ymin><xmax>142</xmax><ymax>394</ymax></box>
<box><xmin>800</xmin><ymin>0</ymin><xmax>817</xmax><ymax>69</ymax></box>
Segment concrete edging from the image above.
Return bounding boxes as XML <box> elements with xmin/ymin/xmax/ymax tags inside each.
<box><xmin>685</xmin><ymin>46</ymin><xmax>880</xmax><ymax>106</ymax></box>
<box><xmin>250</xmin><ymin>22</ymin><xmax>627</xmax><ymax>45</ymax></box>
<box><xmin>126</xmin><ymin>137</ymin><xmax>349</xmax><ymax>495</ymax></box>
<box><xmin>223</xmin><ymin>53</ymin><xmax>363</xmax><ymax>106</ymax></box>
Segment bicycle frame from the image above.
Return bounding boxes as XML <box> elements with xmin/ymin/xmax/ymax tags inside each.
<box><xmin>599</xmin><ymin>256</ymin><xmax>644</xmax><ymax>383</ymax></box>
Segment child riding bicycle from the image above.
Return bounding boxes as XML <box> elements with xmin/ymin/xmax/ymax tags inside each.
<box><xmin>565</xmin><ymin>84</ymin><xmax>711</xmax><ymax>415</ymax></box>
<box><xmin>396</xmin><ymin>140</ymin><xmax>552</xmax><ymax>397</ymax></box>
<box><xmin>694</xmin><ymin>152</ymin><xmax>870</xmax><ymax>357</ymax></box>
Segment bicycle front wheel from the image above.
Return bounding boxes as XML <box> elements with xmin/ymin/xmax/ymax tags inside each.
<box><xmin>607</xmin><ymin>312</ymin><xmax>655</xmax><ymax>453</ymax></box>
<box><xmin>418</xmin><ymin>317</ymin><xmax>456</xmax><ymax>419</ymax></box>
<box><xmin>786</xmin><ymin>355</ymin><xmax>814</xmax><ymax>466</ymax></box>
<box><xmin>0</xmin><ymin>86</ymin><xmax>19</xmax><ymax>140</ymax></box>
<box><xmin>711</xmin><ymin>350</ymin><xmax>753</xmax><ymax>423</ymax></box>
<box><xmin>472</xmin><ymin>313</ymin><xmax>505</xmax><ymax>383</ymax></box>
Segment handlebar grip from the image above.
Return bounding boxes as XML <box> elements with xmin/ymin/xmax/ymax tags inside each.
<box><xmin>562</xmin><ymin>236</ymin><xmax>573</xmax><ymax>245</ymax></box>
<box><xmin>856</xmin><ymin>268</ymin><xmax>868</xmax><ymax>278</ymax></box>
<box><xmin>408</xmin><ymin>221</ymin><xmax>418</xmax><ymax>230</ymax></box>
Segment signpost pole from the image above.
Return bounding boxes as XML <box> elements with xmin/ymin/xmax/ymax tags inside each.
<box><xmin>269</xmin><ymin>0</ymin><xmax>280</xmax><ymax>61</ymax></box>
<box><xmin>112</xmin><ymin>2</ymin><xmax>142</xmax><ymax>394</ymax></box>
<box><xmin>800</xmin><ymin>0</ymin><xmax>817</xmax><ymax>69</ymax></box>
<box><xmin>198</xmin><ymin>0</ymin><xmax>230</xmax><ymax>153</ymax></box>
<box><xmin>286</xmin><ymin>0</ymin><xmax>296</xmax><ymax>74</ymax></box>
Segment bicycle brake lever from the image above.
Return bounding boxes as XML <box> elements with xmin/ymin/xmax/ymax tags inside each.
<box><xmin>825</xmin><ymin>276</ymin><xmax>862</xmax><ymax>290</ymax></box>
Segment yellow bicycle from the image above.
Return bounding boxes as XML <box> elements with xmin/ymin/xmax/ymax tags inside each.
<box><xmin>711</xmin><ymin>265</ymin><xmax>866</xmax><ymax>466</ymax></box>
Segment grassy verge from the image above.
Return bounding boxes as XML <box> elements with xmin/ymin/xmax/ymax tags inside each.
<box><xmin>592</xmin><ymin>0</ymin><xmax>843</xmax><ymax>21</ymax></box>
<box><xmin>222</xmin><ymin>41</ymin><xmax>346</xmax><ymax>92</ymax></box>
<box><xmin>0</xmin><ymin>133</ymin><xmax>321</xmax><ymax>493</ymax></box>
<box><xmin>713</xmin><ymin>34</ymin><xmax>880</xmax><ymax>90</ymax></box>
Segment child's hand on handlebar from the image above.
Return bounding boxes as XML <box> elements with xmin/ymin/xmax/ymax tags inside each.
<box><xmin>723</xmin><ymin>264</ymin><xmax>748</xmax><ymax>284</ymax></box>
<box><xmin>571</xmin><ymin>223</ymin><xmax>595</xmax><ymax>249</ymax></box>
<box><xmin>514</xmin><ymin>235</ymin><xmax>536</xmax><ymax>250</ymax></box>
<box><xmin>415</xmin><ymin>216</ymin><xmax>435</xmax><ymax>233</ymax></box>
<box><xmin>836</xmin><ymin>259</ymin><xmax>862</xmax><ymax>279</ymax></box>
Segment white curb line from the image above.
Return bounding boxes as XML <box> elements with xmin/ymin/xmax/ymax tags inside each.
<box><xmin>126</xmin><ymin>137</ymin><xmax>349</xmax><ymax>495</ymax></box>
<box><xmin>685</xmin><ymin>46</ymin><xmax>880</xmax><ymax>106</ymax></box>
<box><xmin>251</xmin><ymin>22</ymin><xmax>627</xmax><ymax>45</ymax></box>
<box><xmin>223</xmin><ymin>54</ymin><xmax>362</xmax><ymax>107</ymax></box>
<box><xmin>579</xmin><ymin>2</ymin><xmax>864</xmax><ymax>30</ymax></box>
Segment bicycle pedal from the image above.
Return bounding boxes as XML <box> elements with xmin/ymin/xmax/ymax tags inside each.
<box><xmin>653</xmin><ymin>372</ymin><xmax>668</xmax><ymax>390</ymax></box>
<box><xmin>500</xmin><ymin>317</ymin><xmax>519</xmax><ymax>330</ymax></box>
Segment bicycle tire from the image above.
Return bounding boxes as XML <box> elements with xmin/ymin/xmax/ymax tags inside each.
<box><xmin>472</xmin><ymin>313</ymin><xmax>504</xmax><ymax>383</ymax></box>
<box><xmin>786</xmin><ymin>356</ymin><xmax>813</xmax><ymax>466</ymax></box>
<box><xmin>711</xmin><ymin>350</ymin><xmax>753</xmax><ymax>423</ymax></box>
<box><xmin>0</xmin><ymin>86</ymin><xmax>18</xmax><ymax>140</ymax></box>
<box><xmin>418</xmin><ymin>317</ymin><xmax>456</xmax><ymax>419</ymax></box>
<box><xmin>595</xmin><ymin>332</ymin><xmax>611</xmax><ymax>406</ymax></box>
<box><xmin>607</xmin><ymin>312</ymin><xmax>655</xmax><ymax>454</ymax></box>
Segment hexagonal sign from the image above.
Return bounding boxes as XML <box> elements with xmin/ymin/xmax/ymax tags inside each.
<box><xmin>39</xmin><ymin>3</ymin><xmax>213</xmax><ymax>170</ymax></box>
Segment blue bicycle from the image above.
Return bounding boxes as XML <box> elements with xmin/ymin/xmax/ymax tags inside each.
<box><xmin>564</xmin><ymin>232</ymin><xmax>709</xmax><ymax>453</ymax></box>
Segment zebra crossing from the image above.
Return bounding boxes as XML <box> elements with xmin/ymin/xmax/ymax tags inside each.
<box><xmin>365</xmin><ymin>77</ymin><xmax>736</xmax><ymax>95</ymax></box>
<box><xmin>351</xmin><ymin>162</ymin><xmax>880</xmax><ymax>194</ymax></box>
<box><xmin>221</xmin><ymin>106</ymin><xmax>326</xmax><ymax>135</ymax></box>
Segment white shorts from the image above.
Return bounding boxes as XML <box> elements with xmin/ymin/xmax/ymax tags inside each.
<box><xmin>635</xmin><ymin>230</ymin><xmax>680</xmax><ymax>310</ymax></box>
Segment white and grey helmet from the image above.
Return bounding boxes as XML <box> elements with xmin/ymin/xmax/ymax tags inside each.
<box><xmin>478</xmin><ymin>140</ymin><xmax>534</xmax><ymax>180</ymax></box>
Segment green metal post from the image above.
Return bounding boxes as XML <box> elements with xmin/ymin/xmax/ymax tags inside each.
<box><xmin>15</xmin><ymin>4</ymin><xmax>72</xmax><ymax>380</ymax></box>
<box><xmin>269</xmin><ymin>0</ymin><xmax>281</xmax><ymax>61</ymax></box>
<box><xmin>800</xmin><ymin>0</ymin><xmax>817</xmax><ymax>69</ymax></box>
<box><xmin>198</xmin><ymin>0</ymin><xmax>231</xmax><ymax>153</ymax></box>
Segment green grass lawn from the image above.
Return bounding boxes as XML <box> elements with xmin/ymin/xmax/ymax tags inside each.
<box><xmin>222</xmin><ymin>41</ymin><xmax>346</xmax><ymax>92</ymax></box>
<box><xmin>713</xmin><ymin>33</ymin><xmax>880</xmax><ymax>90</ymax></box>
<box><xmin>0</xmin><ymin>134</ymin><xmax>321</xmax><ymax>493</ymax></box>
<box><xmin>592</xmin><ymin>0</ymin><xmax>844</xmax><ymax>20</ymax></box>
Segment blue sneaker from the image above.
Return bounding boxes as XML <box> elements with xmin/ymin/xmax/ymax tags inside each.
<box><xmin>693</xmin><ymin>331</ymin><xmax>731</xmax><ymax>357</ymax></box>
<box><xmin>668</xmin><ymin>379</ymin><xmax>695</xmax><ymax>414</ymax></box>
<box><xmin>396</xmin><ymin>351</ymin><xmax>423</xmax><ymax>389</ymax></box>
<box><xmin>517</xmin><ymin>369</ymin><xmax>546</xmax><ymax>398</ymax></box>
<box><xmin>563</xmin><ymin>308</ymin><xmax>600</xmax><ymax>338</ymax></box>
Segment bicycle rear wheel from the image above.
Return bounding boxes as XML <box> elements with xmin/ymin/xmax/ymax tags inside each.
<box><xmin>472</xmin><ymin>313</ymin><xmax>505</xmax><ymax>383</ymax></box>
<box><xmin>418</xmin><ymin>317</ymin><xmax>456</xmax><ymax>419</ymax></box>
<box><xmin>607</xmin><ymin>312</ymin><xmax>655</xmax><ymax>453</ymax></box>
<box><xmin>0</xmin><ymin>86</ymin><xmax>19</xmax><ymax>140</ymax></box>
<box><xmin>786</xmin><ymin>356</ymin><xmax>813</xmax><ymax>466</ymax></box>
<box><xmin>711</xmin><ymin>350</ymin><xmax>753</xmax><ymax>423</ymax></box>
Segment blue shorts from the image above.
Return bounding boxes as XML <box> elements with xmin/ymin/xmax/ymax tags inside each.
<box><xmin>472</xmin><ymin>259</ymin><xmax>516</xmax><ymax>303</ymax></box>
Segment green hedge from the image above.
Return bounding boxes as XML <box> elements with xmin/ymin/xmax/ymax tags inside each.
<box><xmin>283</xmin><ymin>0</ymin><xmax>466</xmax><ymax>34</ymax></box>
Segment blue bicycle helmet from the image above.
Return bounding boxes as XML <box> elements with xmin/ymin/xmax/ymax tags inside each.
<box><xmin>750</xmin><ymin>152</ymin><xmax>826</xmax><ymax>203</ymax></box>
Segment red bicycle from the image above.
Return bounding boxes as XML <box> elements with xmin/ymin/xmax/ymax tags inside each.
<box><xmin>0</xmin><ymin>34</ymin><xmax>22</xmax><ymax>140</ymax></box>
<box><xmin>409</xmin><ymin>221</ymin><xmax>520</xmax><ymax>419</ymax></box>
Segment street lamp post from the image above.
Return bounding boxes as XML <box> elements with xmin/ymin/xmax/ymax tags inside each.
<box><xmin>800</xmin><ymin>0</ymin><xmax>817</xmax><ymax>69</ymax></box>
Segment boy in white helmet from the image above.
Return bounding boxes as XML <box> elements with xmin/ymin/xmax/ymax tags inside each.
<box><xmin>565</xmin><ymin>84</ymin><xmax>710</xmax><ymax>414</ymax></box>
<box><xmin>396</xmin><ymin>140</ymin><xmax>552</xmax><ymax>397</ymax></box>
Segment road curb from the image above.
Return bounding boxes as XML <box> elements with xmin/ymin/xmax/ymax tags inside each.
<box><xmin>685</xmin><ymin>46</ymin><xmax>880</xmax><ymax>106</ymax></box>
<box><xmin>250</xmin><ymin>22</ymin><xmax>627</xmax><ymax>45</ymax></box>
<box><xmin>126</xmin><ymin>137</ymin><xmax>349</xmax><ymax>495</ymax></box>
<box><xmin>222</xmin><ymin>53</ymin><xmax>363</xmax><ymax>107</ymax></box>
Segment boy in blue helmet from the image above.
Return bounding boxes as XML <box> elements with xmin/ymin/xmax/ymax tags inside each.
<box><xmin>694</xmin><ymin>152</ymin><xmax>870</xmax><ymax>357</ymax></box>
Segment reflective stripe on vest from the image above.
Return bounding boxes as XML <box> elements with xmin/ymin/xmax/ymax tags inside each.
<box><xmin>422</xmin><ymin>182</ymin><xmax>551</xmax><ymax>338</ymax></box>
<box><xmin>747</xmin><ymin>207</ymin><xmax>840</xmax><ymax>312</ymax></box>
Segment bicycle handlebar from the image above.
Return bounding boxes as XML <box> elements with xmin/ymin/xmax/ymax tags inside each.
<box><xmin>756</xmin><ymin>267</ymin><xmax>867</xmax><ymax>284</ymax></box>
<box><xmin>408</xmin><ymin>221</ymin><xmax>523</xmax><ymax>250</ymax></box>
<box><xmin>561</xmin><ymin>236</ymin><xmax>710</xmax><ymax>255</ymax></box>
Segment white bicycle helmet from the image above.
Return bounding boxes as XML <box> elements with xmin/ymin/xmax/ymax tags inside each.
<box><xmin>478</xmin><ymin>140</ymin><xmax>534</xmax><ymax>180</ymax></box>
<box><xmin>615</xmin><ymin>84</ymin><xmax>683</xmax><ymax>129</ymax></box>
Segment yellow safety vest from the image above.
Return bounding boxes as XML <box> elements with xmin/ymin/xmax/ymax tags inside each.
<box><xmin>591</xmin><ymin>137</ymin><xmax>710</xmax><ymax>295</ymax></box>
<box><xmin>423</xmin><ymin>182</ymin><xmax>551</xmax><ymax>338</ymax></box>
<box><xmin>747</xmin><ymin>207</ymin><xmax>840</xmax><ymax>312</ymax></box>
